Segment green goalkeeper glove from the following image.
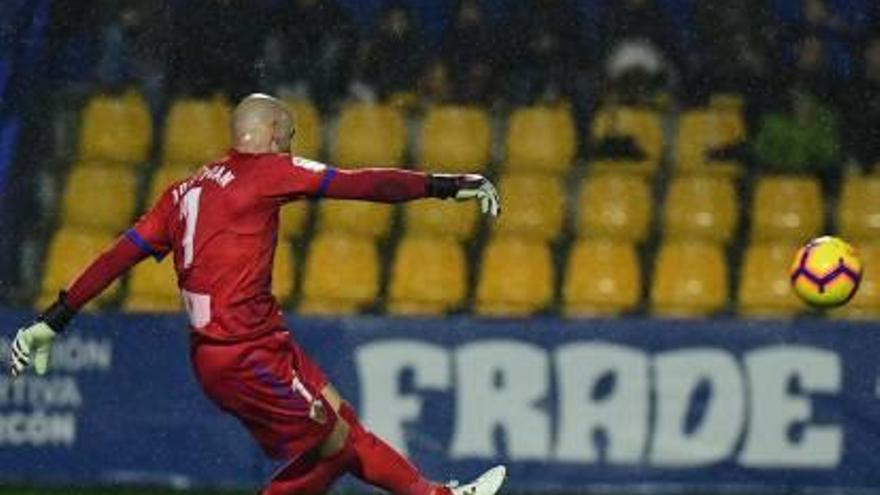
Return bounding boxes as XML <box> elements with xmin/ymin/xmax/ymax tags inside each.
<box><xmin>10</xmin><ymin>322</ymin><xmax>57</xmax><ymax>377</ymax></box>
<box><xmin>427</xmin><ymin>174</ymin><xmax>501</xmax><ymax>216</ymax></box>
<box><xmin>9</xmin><ymin>292</ymin><xmax>75</xmax><ymax>377</ymax></box>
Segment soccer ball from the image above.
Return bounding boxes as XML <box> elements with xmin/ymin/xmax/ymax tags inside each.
<box><xmin>789</xmin><ymin>236</ymin><xmax>863</xmax><ymax>308</ymax></box>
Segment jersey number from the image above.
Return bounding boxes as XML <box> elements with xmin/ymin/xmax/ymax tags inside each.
<box><xmin>180</xmin><ymin>187</ymin><xmax>203</xmax><ymax>269</ymax></box>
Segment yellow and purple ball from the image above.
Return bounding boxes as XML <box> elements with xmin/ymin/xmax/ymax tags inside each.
<box><xmin>789</xmin><ymin>236</ymin><xmax>863</xmax><ymax>308</ymax></box>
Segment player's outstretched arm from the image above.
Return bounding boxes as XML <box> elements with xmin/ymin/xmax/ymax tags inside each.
<box><xmin>9</xmin><ymin>235</ymin><xmax>148</xmax><ymax>377</ymax></box>
<box><xmin>322</xmin><ymin>168</ymin><xmax>501</xmax><ymax>216</ymax></box>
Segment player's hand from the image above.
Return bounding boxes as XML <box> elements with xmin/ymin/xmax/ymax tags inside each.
<box><xmin>428</xmin><ymin>174</ymin><xmax>501</xmax><ymax>217</ymax></box>
<box><xmin>9</xmin><ymin>322</ymin><xmax>57</xmax><ymax>377</ymax></box>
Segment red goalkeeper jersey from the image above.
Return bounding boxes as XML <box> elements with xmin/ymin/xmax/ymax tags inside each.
<box><xmin>129</xmin><ymin>150</ymin><xmax>335</xmax><ymax>341</ymax></box>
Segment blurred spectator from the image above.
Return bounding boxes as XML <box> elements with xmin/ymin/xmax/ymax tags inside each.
<box><xmin>267</xmin><ymin>0</ymin><xmax>356</xmax><ymax>111</ymax></box>
<box><xmin>418</xmin><ymin>58</ymin><xmax>453</xmax><ymax>106</ymax></box>
<box><xmin>753</xmin><ymin>88</ymin><xmax>841</xmax><ymax>173</ymax></box>
<box><xmin>94</xmin><ymin>0</ymin><xmax>171</xmax><ymax>118</ymax></box>
<box><xmin>780</xmin><ymin>33</ymin><xmax>836</xmax><ymax>103</ymax></box>
<box><xmin>779</xmin><ymin>0</ymin><xmax>855</xmax><ymax>78</ymax></box>
<box><xmin>170</xmin><ymin>0</ymin><xmax>263</xmax><ymax>99</ymax></box>
<box><xmin>354</xmin><ymin>1</ymin><xmax>427</xmax><ymax>100</ymax></box>
<box><xmin>505</xmin><ymin>0</ymin><xmax>590</xmax><ymax>104</ymax></box>
<box><xmin>45</xmin><ymin>0</ymin><xmax>104</xmax><ymax>86</ymax></box>
<box><xmin>439</xmin><ymin>0</ymin><xmax>500</xmax><ymax>104</ymax></box>
<box><xmin>843</xmin><ymin>34</ymin><xmax>880</xmax><ymax>171</ymax></box>
<box><xmin>599</xmin><ymin>0</ymin><xmax>680</xmax><ymax>103</ymax></box>
<box><xmin>688</xmin><ymin>0</ymin><xmax>775</xmax><ymax>104</ymax></box>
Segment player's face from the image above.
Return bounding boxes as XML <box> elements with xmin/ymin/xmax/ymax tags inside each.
<box><xmin>272</xmin><ymin>112</ymin><xmax>294</xmax><ymax>153</ymax></box>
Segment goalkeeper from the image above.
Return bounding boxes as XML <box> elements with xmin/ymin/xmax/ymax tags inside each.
<box><xmin>8</xmin><ymin>94</ymin><xmax>504</xmax><ymax>495</ymax></box>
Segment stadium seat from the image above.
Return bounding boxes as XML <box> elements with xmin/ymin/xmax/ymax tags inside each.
<box><xmin>78</xmin><ymin>90</ymin><xmax>152</xmax><ymax>164</ymax></box>
<box><xmin>272</xmin><ymin>240</ymin><xmax>295</xmax><ymax>304</ymax></box>
<box><xmin>563</xmin><ymin>240</ymin><xmax>641</xmax><ymax>316</ymax></box>
<box><xmin>737</xmin><ymin>242</ymin><xmax>803</xmax><ymax>318</ymax></box>
<box><xmin>61</xmin><ymin>164</ymin><xmax>138</xmax><ymax>231</ymax></box>
<box><xmin>832</xmin><ymin>243</ymin><xmax>880</xmax><ymax>319</ymax></box>
<box><xmin>751</xmin><ymin>176</ymin><xmax>823</xmax><ymax>242</ymax></box>
<box><xmin>279</xmin><ymin>203</ymin><xmax>309</xmax><ymax>239</ymax></box>
<box><xmin>332</xmin><ymin>103</ymin><xmax>406</xmax><ymax>167</ymax></box>
<box><xmin>663</xmin><ymin>175</ymin><xmax>739</xmax><ymax>243</ymax></box>
<box><xmin>124</xmin><ymin>257</ymin><xmax>180</xmax><ymax>312</ymax></box>
<box><xmin>505</xmin><ymin>104</ymin><xmax>577</xmax><ymax>175</ymax></box>
<box><xmin>475</xmin><ymin>236</ymin><xmax>553</xmax><ymax>316</ymax></box>
<box><xmin>591</xmin><ymin>106</ymin><xmax>663</xmax><ymax>175</ymax></box>
<box><xmin>284</xmin><ymin>98</ymin><xmax>323</xmax><ymax>160</ymax></box>
<box><xmin>838</xmin><ymin>176</ymin><xmax>880</xmax><ymax>241</ymax></box>
<box><xmin>39</xmin><ymin>228</ymin><xmax>120</xmax><ymax>310</ymax></box>
<box><xmin>403</xmin><ymin>200</ymin><xmax>478</xmax><ymax>241</ymax></box>
<box><xmin>299</xmin><ymin>234</ymin><xmax>379</xmax><ymax>314</ymax></box>
<box><xmin>675</xmin><ymin>109</ymin><xmax>745</xmax><ymax>176</ymax></box>
<box><xmin>650</xmin><ymin>241</ymin><xmax>728</xmax><ymax>317</ymax></box>
<box><xmin>387</xmin><ymin>236</ymin><xmax>467</xmax><ymax>315</ymax></box>
<box><xmin>317</xmin><ymin>200</ymin><xmax>392</xmax><ymax>238</ymax></box>
<box><xmin>495</xmin><ymin>174</ymin><xmax>564</xmax><ymax>241</ymax></box>
<box><xmin>576</xmin><ymin>172</ymin><xmax>651</xmax><ymax>242</ymax></box>
<box><xmin>147</xmin><ymin>165</ymin><xmax>196</xmax><ymax>204</ymax></box>
<box><xmin>418</xmin><ymin>105</ymin><xmax>491</xmax><ymax>172</ymax></box>
<box><xmin>163</xmin><ymin>97</ymin><xmax>231</xmax><ymax>165</ymax></box>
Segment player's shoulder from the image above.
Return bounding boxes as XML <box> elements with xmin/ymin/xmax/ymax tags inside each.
<box><xmin>261</xmin><ymin>153</ymin><xmax>329</xmax><ymax>174</ymax></box>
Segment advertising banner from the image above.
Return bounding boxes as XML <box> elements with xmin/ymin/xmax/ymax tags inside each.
<box><xmin>0</xmin><ymin>310</ymin><xmax>878</xmax><ymax>492</ymax></box>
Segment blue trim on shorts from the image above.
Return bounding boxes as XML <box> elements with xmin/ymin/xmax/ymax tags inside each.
<box><xmin>125</xmin><ymin>229</ymin><xmax>166</xmax><ymax>261</ymax></box>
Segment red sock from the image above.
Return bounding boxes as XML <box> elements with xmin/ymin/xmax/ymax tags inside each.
<box><xmin>261</xmin><ymin>442</ymin><xmax>355</xmax><ymax>495</ymax></box>
<box><xmin>339</xmin><ymin>403</ymin><xmax>450</xmax><ymax>495</ymax></box>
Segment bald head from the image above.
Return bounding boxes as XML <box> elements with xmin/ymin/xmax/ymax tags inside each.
<box><xmin>232</xmin><ymin>93</ymin><xmax>294</xmax><ymax>154</ymax></box>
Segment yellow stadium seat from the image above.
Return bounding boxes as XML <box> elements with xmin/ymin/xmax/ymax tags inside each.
<box><xmin>737</xmin><ymin>243</ymin><xmax>803</xmax><ymax>318</ymax></box>
<box><xmin>591</xmin><ymin>106</ymin><xmax>663</xmax><ymax>175</ymax></box>
<box><xmin>272</xmin><ymin>241</ymin><xmax>295</xmax><ymax>304</ymax></box>
<box><xmin>664</xmin><ymin>175</ymin><xmax>739</xmax><ymax>243</ymax></box>
<box><xmin>418</xmin><ymin>105</ymin><xmax>491</xmax><ymax>172</ymax></box>
<box><xmin>317</xmin><ymin>200</ymin><xmax>392</xmax><ymax>238</ymax></box>
<box><xmin>751</xmin><ymin>176</ymin><xmax>823</xmax><ymax>242</ymax></box>
<box><xmin>124</xmin><ymin>257</ymin><xmax>180</xmax><ymax>312</ymax></box>
<box><xmin>403</xmin><ymin>200</ymin><xmax>478</xmax><ymax>241</ymax></box>
<box><xmin>475</xmin><ymin>237</ymin><xmax>553</xmax><ymax>316</ymax></box>
<box><xmin>576</xmin><ymin>172</ymin><xmax>651</xmax><ymax>242</ymax></box>
<box><xmin>709</xmin><ymin>93</ymin><xmax>746</xmax><ymax>113</ymax></box>
<box><xmin>39</xmin><ymin>228</ymin><xmax>120</xmax><ymax>310</ymax></box>
<box><xmin>563</xmin><ymin>240</ymin><xmax>641</xmax><ymax>316</ymax></box>
<box><xmin>163</xmin><ymin>97</ymin><xmax>231</xmax><ymax>165</ymax></box>
<box><xmin>285</xmin><ymin>98</ymin><xmax>323</xmax><ymax>159</ymax></box>
<box><xmin>78</xmin><ymin>91</ymin><xmax>151</xmax><ymax>163</ymax></box>
<box><xmin>279</xmin><ymin>203</ymin><xmax>309</xmax><ymax>239</ymax></box>
<box><xmin>505</xmin><ymin>104</ymin><xmax>577</xmax><ymax>175</ymax></box>
<box><xmin>61</xmin><ymin>165</ymin><xmax>138</xmax><ymax>231</ymax></box>
<box><xmin>650</xmin><ymin>241</ymin><xmax>728</xmax><ymax>317</ymax></box>
<box><xmin>387</xmin><ymin>236</ymin><xmax>467</xmax><ymax>315</ymax></box>
<box><xmin>332</xmin><ymin>103</ymin><xmax>406</xmax><ymax>166</ymax></box>
<box><xmin>495</xmin><ymin>174</ymin><xmax>564</xmax><ymax>241</ymax></box>
<box><xmin>838</xmin><ymin>176</ymin><xmax>880</xmax><ymax>241</ymax></box>
<box><xmin>78</xmin><ymin>90</ymin><xmax>152</xmax><ymax>164</ymax></box>
<box><xmin>146</xmin><ymin>166</ymin><xmax>196</xmax><ymax>204</ymax></box>
<box><xmin>832</xmin><ymin>243</ymin><xmax>880</xmax><ymax>319</ymax></box>
<box><xmin>675</xmin><ymin>109</ymin><xmax>745</xmax><ymax>176</ymax></box>
<box><xmin>300</xmin><ymin>234</ymin><xmax>379</xmax><ymax>315</ymax></box>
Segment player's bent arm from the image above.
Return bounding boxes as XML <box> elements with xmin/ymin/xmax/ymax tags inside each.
<box><xmin>9</xmin><ymin>235</ymin><xmax>149</xmax><ymax>377</ymax></box>
<box><xmin>321</xmin><ymin>168</ymin><xmax>501</xmax><ymax>216</ymax></box>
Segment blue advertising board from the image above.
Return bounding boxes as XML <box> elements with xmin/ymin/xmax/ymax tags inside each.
<box><xmin>0</xmin><ymin>309</ymin><xmax>878</xmax><ymax>492</ymax></box>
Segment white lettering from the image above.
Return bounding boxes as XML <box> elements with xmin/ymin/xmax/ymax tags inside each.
<box><xmin>450</xmin><ymin>341</ymin><xmax>550</xmax><ymax>460</ymax></box>
<box><xmin>355</xmin><ymin>341</ymin><xmax>450</xmax><ymax>454</ymax></box>
<box><xmin>0</xmin><ymin>412</ymin><xmax>76</xmax><ymax>447</ymax></box>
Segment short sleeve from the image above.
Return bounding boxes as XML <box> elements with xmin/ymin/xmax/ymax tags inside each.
<box><xmin>127</xmin><ymin>188</ymin><xmax>174</xmax><ymax>261</ymax></box>
<box><xmin>261</xmin><ymin>155</ymin><xmax>337</xmax><ymax>202</ymax></box>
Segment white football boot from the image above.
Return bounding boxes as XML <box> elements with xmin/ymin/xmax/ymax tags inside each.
<box><xmin>448</xmin><ymin>465</ymin><xmax>507</xmax><ymax>495</ymax></box>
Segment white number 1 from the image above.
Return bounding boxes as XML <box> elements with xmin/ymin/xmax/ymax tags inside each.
<box><xmin>180</xmin><ymin>187</ymin><xmax>203</xmax><ymax>269</ymax></box>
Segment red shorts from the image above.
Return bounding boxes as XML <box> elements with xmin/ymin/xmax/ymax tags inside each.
<box><xmin>190</xmin><ymin>329</ymin><xmax>337</xmax><ymax>460</ymax></box>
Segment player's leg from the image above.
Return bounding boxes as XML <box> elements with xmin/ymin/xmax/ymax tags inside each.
<box><xmin>317</xmin><ymin>384</ymin><xmax>506</xmax><ymax>495</ymax></box>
